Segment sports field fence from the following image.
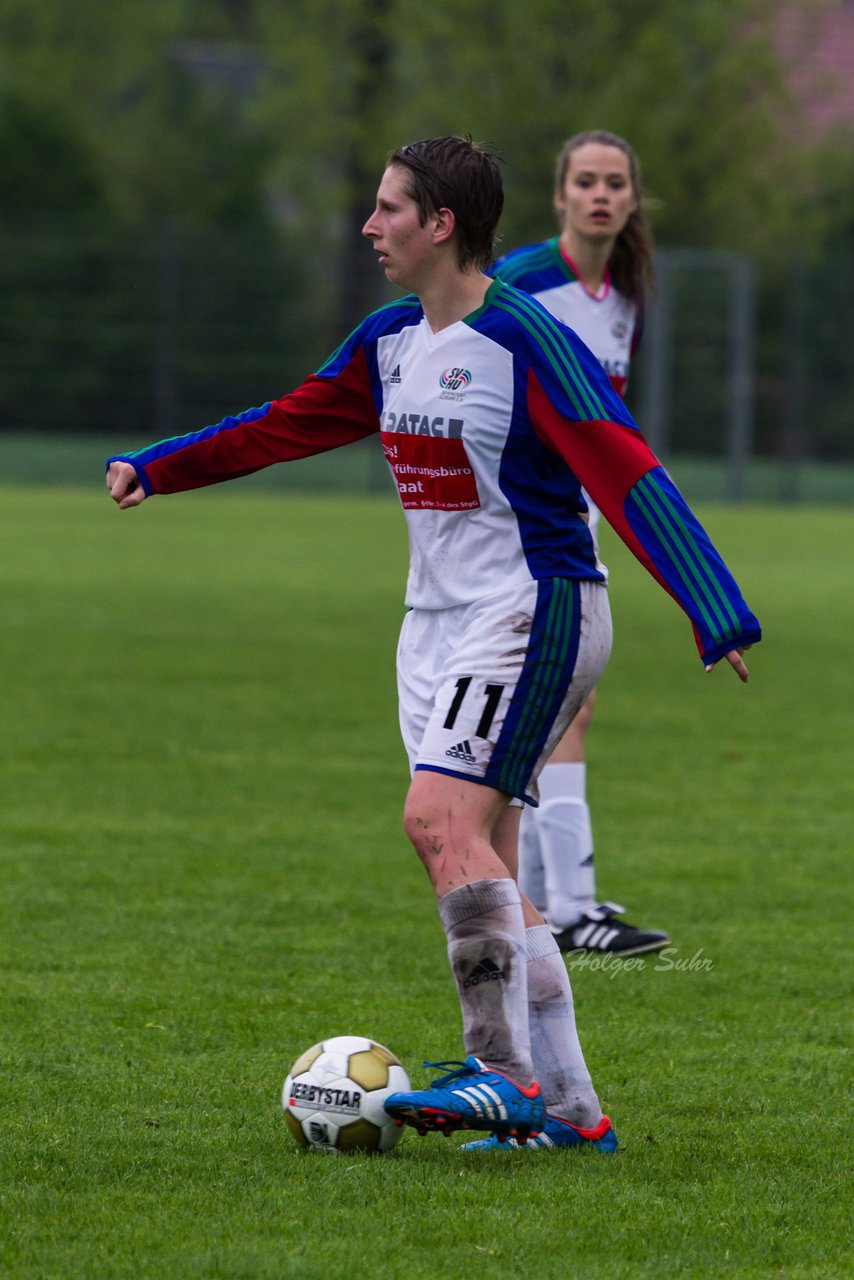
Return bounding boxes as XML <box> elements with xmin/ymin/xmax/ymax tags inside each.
<box><xmin>1</xmin><ymin>223</ymin><xmax>851</xmax><ymax>503</ymax></box>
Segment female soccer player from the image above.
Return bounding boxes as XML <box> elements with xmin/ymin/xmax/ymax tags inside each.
<box><xmin>494</xmin><ymin>131</ymin><xmax>668</xmax><ymax>958</ymax></box>
<box><xmin>107</xmin><ymin>136</ymin><xmax>759</xmax><ymax>1152</ymax></box>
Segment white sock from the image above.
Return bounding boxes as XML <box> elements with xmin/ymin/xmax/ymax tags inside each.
<box><xmin>438</xmin><ymin>879</ymin><xmax>534</xmax><ymax>1084</ymax></box>
<box><xmin>535</xmin><ymin>762</ymin><xmax>597</xmax><ymax>929</ymax></box>
<box><xmin>526</xmin><ymin>924</ymin><xmax>602</xmax><ymax>1127</ymax></box>
<box><xmin>517</xmin><ymin>805</ymin><xmax>547</xmax><ymax>914</ymax></box>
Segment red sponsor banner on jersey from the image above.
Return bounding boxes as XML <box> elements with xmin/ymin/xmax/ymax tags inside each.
<box><xmin>381</xmin><ymin>431</ymin><xmax>480</xmax><ymax>510</ymax></box>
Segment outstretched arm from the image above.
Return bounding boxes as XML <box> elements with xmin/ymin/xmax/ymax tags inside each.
<box><xmin>528</xmin><ymin>375</ymin><xmax>761</xmax><ymax>675</ymax></box>
<box><xmin>105</xmin><ymin>344</ymin><xmax>381</xmax><ymax>500</ymax></box>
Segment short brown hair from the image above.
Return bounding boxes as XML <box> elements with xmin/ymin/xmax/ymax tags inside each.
<box><xmin>388</xmin><ymin>136</ymin><xmax>504</xmax><ymax>271</ymax></box>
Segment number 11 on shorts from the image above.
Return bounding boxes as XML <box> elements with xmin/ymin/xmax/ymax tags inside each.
<box><xmin>443</xmin><ymin>677</ymin><xmax>505</xmax><ymax>739</ymax></box>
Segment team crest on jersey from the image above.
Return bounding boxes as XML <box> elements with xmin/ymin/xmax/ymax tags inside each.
<box><xmin>611</xmin><ymin>320</ymin><xmax>629</xmax><ymax>340</ymax></box>
<box><xmin>439</xmin><ymin>366</ymin><xmax>472</xmax><ymax>401</ymax></box>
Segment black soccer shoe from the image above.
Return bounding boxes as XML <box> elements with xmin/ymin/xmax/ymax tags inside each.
<box><xmin>552</xmin><ymin>902</ymin><xmax>670</xmax><ymax>957</ymax></box>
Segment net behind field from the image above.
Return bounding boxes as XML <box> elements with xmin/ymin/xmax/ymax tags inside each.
<box><xmin>1</xmin><ymin>226</ymin><xmax>852</xmax><ymax>504</ymax></box>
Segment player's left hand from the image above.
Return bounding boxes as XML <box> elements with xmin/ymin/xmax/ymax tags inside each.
<box><xmin>705</xmin><ymin>647</ymin><xmax>751</xmax><ymax>683</ymax></box>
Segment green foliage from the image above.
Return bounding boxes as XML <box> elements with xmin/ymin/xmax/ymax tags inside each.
<box><xmin>797</xmin><ymin>125</ymin><xmax>854</xmax><ymax>249</ymax></box>
<box><xmin>0</xmin><ymin>490</ymin><xmax>851</xmax><ymax>1278</ymax></box>
<box><xmin>1</xmin><ymin>0</ymin><xmax>839</xmax><ymax>252</ymax></box>
<box><xmin>0</xmin><ymin>89</ymin><xmax>106</xmax><ymax>218</ymax></box>
<box><xmin>0</xmin><ymin>0</ymin><xmax>275</xmax><ymax>230</ymax></box>
<box><xmin>259</xmin><ymin>0</ymin><xmax>828</xmax><ymax>259</ymax></box>
<box><xmin>2</xmin><ymin>0</ymin><xmax>852</xmax><ymax>452</ymax></box>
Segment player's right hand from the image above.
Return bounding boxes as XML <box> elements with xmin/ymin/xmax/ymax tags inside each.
<box><xmin>106</xmin><ymin>460</ymin><xmax>146</xmax><ymax>509</ymax></box>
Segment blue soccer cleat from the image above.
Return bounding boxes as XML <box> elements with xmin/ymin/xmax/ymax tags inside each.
<box><xmin>384</xmin><ymin>1056</ymin><xmax>547</xmax><ymax>1143</ymax></box>
<box><xmin>461</xmin><ymin>1112</ymin><xmax>618</xmax><ymax>1152</ymax></box>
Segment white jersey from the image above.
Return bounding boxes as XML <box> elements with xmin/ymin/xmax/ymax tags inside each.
<box><xmin>375</xmin><ymin>312</ymin><xmax>605</xmax><ymax>608</ymax></box>
<box><xmin>493</xmin><ymin>236</ymin><xmax>640</xmax><ymax>397</ymax></box>
<box><xmin>116</xmin><ymin>278</ymin><xmax>761</xmax><ymax>667</ymax></box>
<box><xmin>493</xmin><ymin>237</ymin><xmax>641</xmax><ymax>537</ymax></box>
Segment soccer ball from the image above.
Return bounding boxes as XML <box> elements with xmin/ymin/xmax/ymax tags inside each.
<box><xmin>282</xmin><ymin>1035</ymin><xmax>410</xmax><ymax>1153</ymax></box>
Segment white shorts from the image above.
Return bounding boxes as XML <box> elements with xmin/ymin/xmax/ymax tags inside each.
<box><xmin>397</xmin><ymin>578</ymin><xmax>612</xmax><ymax>805</ymax></box>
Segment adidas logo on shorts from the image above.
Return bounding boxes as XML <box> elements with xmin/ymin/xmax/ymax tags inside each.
<box><xmin>463</xmin><ymin>958</ymin><xmax>506</xmax><ymax>987</ymax></box>
<box><xmin>445</xmin><ymin>739</ymin><xmax>477</xmax><ymax>764</ymax></box>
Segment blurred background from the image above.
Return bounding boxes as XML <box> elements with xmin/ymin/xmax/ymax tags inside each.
<box><xmin>1</xmin><ymin>0</ymin><xmax>852</xmax><ymax>502</ymax></box>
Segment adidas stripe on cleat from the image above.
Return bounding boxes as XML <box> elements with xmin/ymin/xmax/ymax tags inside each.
<box><xmin>551</xmin><ymin>901</ymin><xmax>670</xmax><ymax>957</ymax></box>
<box><xmin>384</xmin><ymin>1056</ymin><xmax>546</xmax><ymax>1142</ymax></box>
<box><xmin>461</xmin><ymin>1112</ymin><xmax>618</xmax><ymax>1152</ymax></box>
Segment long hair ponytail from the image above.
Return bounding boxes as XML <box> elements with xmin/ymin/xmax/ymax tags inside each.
<box><xmin>554</xmin><ymin>130</ymin><xmax>655</xmax><ymax>312</ymax></box>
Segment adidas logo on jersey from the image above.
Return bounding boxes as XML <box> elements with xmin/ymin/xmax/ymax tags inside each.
<box><xmin>463</xmin><ymin>957</ymin><xmax>506</xmax><ymax>987</ymax></box>
<box><xmin>389</xmin><ymin>364</ymin><xmax>402</xmax><ymax>383</ymax></box>
<box><xmin>445</xmin><ymin>739</ymin><xmax>476</xmax><ymax>764</ymax></box>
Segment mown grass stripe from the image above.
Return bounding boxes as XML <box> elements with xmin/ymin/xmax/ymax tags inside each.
<box><xmin>1</xmin><ymin>489</ymin><xmax>849</xmax><ymax>1278</ymax></box>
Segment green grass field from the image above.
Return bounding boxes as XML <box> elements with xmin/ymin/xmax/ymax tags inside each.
<box><xmin>1</xmin><ymin>486</ymin><xmax>850</xmax><ymax>1280</ymax></box>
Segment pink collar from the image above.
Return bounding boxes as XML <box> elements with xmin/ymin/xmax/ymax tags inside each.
<box><xmin>559</xmin><ymin>244</ymin><xmax>611</xmax><ymax>301</ymax></box>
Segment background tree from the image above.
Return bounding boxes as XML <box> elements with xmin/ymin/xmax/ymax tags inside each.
<box><xmin>1</xmin><ymin>0</ymin><xmax>851</xmax><ymax>454</ymax></box>
<box><xmin>259</xmin><ymin>0</ymin><xmax>823</xmax><ymax>258</ymax></box>
<box><xmin>2</xmin><ymin>0</ymin><xmax>846</xmax><ymax>257</ymax></box>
